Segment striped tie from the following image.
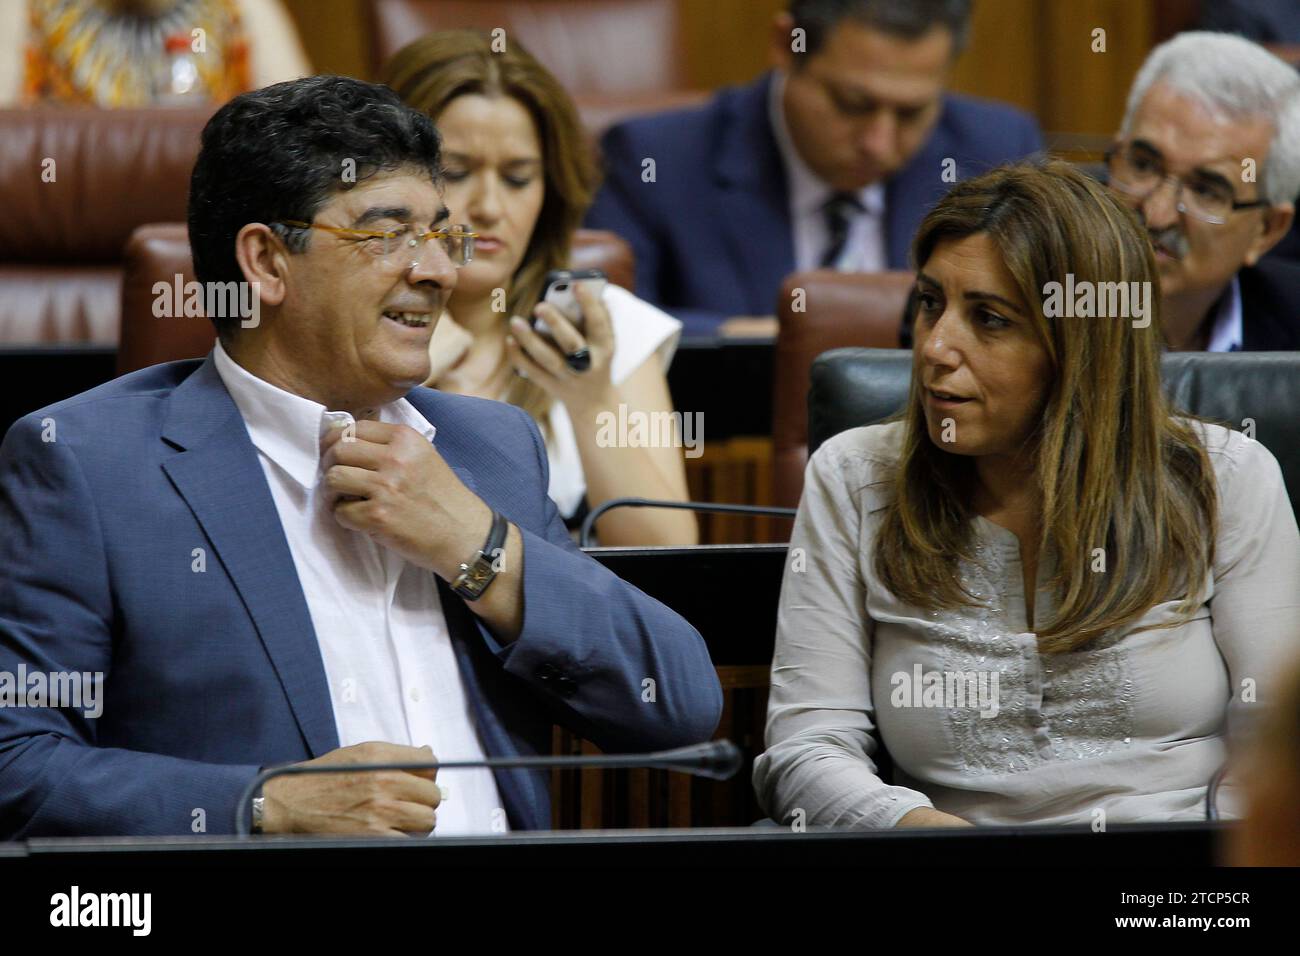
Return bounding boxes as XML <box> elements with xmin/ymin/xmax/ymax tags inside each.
<box><xmin>820</xmin><ymin>192</ymin><xmax>864</xmax><ymax>269</ymax></box>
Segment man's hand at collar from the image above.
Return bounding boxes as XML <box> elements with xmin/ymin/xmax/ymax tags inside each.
<box><xmin>320</xmin><ymin>420</ymin><xmax>524</xmax><ymax>642</ymax></box>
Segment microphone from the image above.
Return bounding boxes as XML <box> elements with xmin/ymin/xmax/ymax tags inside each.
<box><xmin>234</xmin><ymin>738</ymin><xmax>743</xmax><ymax>835</ymax></box>
<box><xmin>579</xmin><ymin>497</ymin><xmax>797</xmax><ymax>547</ymax></box>
<box><xmin>654</xmin><ymin>739</ymin><xmax>745</xmax><ymax>779</ymax></box>
<box><xmin>1205</xmin><ymin>763</ymin><xmax>1229</xmax><ymax>821</ymax></box>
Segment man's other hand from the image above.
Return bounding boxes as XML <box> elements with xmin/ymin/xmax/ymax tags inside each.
<box><xmin>261</xmin><ymin>741</ymin><xmax>441</xmax><ymax>836</ymax></box>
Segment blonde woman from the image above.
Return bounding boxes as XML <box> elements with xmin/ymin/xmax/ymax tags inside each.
<box><xmin>754</xmin><ymin>161</ymin><xmax>1300</xmax><ymax>828</ymax></box>
<box><xmin>379</xmin><ymin>32</ymin><xmax>696</xmax><ymax>546</ymax></box>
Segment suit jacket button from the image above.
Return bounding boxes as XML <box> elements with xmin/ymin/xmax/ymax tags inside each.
<box><xmin>555</xmin><ymin>676</ymin><xmax>578</xmax><ymax>698</ymax></box>
<box><xmin>535</xmin><ymin>663</ymin><xmax>558</xmax><ymax>682</ymax></box>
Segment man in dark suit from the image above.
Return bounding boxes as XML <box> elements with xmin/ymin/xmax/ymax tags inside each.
<box><xmin>586</xmin><ymin>0</ymin><xmax>1043</xmax><ymax>335</ymax></box>
<box><xmin>1202</xmin><ymin>0</ymin><xmax>1300</xmax><ymax>46</ymax></box>
<box><xmin>1104</xmin><ymin>31</ymin><xmax>1300</xmax><ymax>351</ymax></box>
<box><xmin>0</xmin><ymin>76</ymin><xmax>721</xmax><ymax>838</ymax></box>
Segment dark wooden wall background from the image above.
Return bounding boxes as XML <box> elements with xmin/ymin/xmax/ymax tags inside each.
<box><xmin>282</xmin><ymin>0</ymin><xmax>1190</xmax><ymax>143</ymax></box>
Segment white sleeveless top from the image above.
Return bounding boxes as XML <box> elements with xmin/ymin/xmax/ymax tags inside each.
<box><xmin>544</xmin><ymin>284</ymin><xmax>681</xmax><ymax>519</ymax></box>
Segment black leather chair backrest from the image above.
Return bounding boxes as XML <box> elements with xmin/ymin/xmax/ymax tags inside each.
<box><xmin>809</xmin><ymin>348</ymin><xmax>1300</xmax><ymax>521</ymax></box>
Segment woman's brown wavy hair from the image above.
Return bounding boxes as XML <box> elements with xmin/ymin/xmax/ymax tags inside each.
<box><xmin>378</xmin><ymin>30</ymin><xmax>600</xmax><ymax>427</ymax></box>
<box><xmin>875</xmin><ymin>160</ymin><xmax>1219</xmax><ymax>654</ymax></box>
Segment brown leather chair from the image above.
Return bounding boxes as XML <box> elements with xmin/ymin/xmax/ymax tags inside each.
<box><xmin>771</xmin><ymin>270</ymin><xmax>914</xmax><ymax>508</ymax></box>
<box><xmin>568</xmin><ymin>89</ymin><xmax>711</xmax><ymax>143</ymax></box>
<box><xmin>368</xmin><ymin>0</ymin><xmax>707</xmax><ymax>141</ymax></box>
<box><xmin>371</xmin><ymin>0</ymin><xmax>687</xmax><ymax>93</ymax></box>
<box><xmin>569</xmin><ymin>228</ymin><xmax>635</xmax><ymax>289</ymax></box>
<box><xmin>117</xmin><ymin>224</ymin><xmax>217</xmax><ymax>375</ymax></box>
<box><xmin>116</xmin><ymin>223</ymin><xmax>637</xmax><ymax>374</ymax></box>
<box><xmin>0</xmin><ymin>107</ymin><xmax>211</xmax><ymax>345</ymax></box>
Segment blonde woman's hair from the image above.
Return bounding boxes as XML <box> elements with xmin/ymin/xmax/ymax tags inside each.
<box><xmin>379</xmin><ymin>30</ymin><xmax>600</xmax><ymax>426</ymax></box>
<box><xmin>875</xmin><ymin>160</ymin><xmax>1219</xmax><ymax>654</ymax></box>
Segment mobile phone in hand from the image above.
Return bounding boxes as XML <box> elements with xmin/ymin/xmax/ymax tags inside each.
<box><xmin>531</xmin><ymin>269</ymin><xmax>608</xmax><ymax>337</ymax></box>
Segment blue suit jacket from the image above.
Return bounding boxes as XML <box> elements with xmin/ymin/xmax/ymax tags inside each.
<box><xmin>585</xmin><ymin>71</ymin><xmax>1044</xmax><ymax>335</ymax></box>
<box><xmin>0</xmin><ymin>356</ymin><xmax>722</xmax><ymax>837</ymax></box>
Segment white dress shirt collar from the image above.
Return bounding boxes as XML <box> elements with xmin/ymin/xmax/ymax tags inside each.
<box><xmin>212</xmin><ymin>339</ymin><xmax>437</xmax><ymax>489</ymax></box>
<box><xmin>1205</xmin><ymin>276</ymin><xmax>1243</xmax><ymax>352</ymax></box>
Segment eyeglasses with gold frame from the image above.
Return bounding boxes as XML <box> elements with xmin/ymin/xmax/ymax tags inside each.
<box><xmin>274</xmin><ymin>220</ymin><xmax>478</xmax><ymax>267</ymax></box>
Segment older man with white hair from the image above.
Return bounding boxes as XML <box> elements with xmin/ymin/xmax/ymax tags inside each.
<box><xmin>1106</xmin><ymin>31</ymin><xmax>1300</xmax><ymax>351</ymax></box>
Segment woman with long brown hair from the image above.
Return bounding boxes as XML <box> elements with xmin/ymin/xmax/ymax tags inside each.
<box><xmin>754</xmin><ymin>160</ymin><xmax>1300</xmax><ymax>827</ymax></box>
<box><xmin>379</xmin><ymin>31</ymin><xmax>695</xmax><ymax>546</ymax></box>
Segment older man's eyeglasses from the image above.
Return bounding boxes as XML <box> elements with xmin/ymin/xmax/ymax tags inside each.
<box><xmin>1104</xmin><ymin>142</ymin><xmax>1270</xmax><ymax>225</ymax></box>
<box><xmin>275</xmin><ymin>220</ymin><xmax>477</xmax><ymax>267</ymax></box>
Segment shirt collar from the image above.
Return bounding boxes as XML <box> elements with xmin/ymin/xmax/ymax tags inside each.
<box><xmin>767</xmin><ymin>70</ymin><xmax>884</xmax><ymax>218</ymax></box>
<box><xmin>1205</xmin><ymin>276</ymin><xmax>1243</xmax><ymax>352</ymax></box>
<box><xmin>212</xmin><ymin>339</ymin><xmax>436</xmax><ymax>490</ymax></box>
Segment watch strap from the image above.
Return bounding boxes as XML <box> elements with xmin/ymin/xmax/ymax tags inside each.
<box><xmin>451</xmin><ymin>510</ymin><xmax>508</xmax><ymax>601</ymax></box>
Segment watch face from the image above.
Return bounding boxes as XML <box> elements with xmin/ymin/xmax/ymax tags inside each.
<box><xmin>464</xmin><ymin>561</ymin><xmax>493</xmax><ymax>587</ymax></box>
<box><xmin>455</xmin><ymin>555</ymin><xmax>496</xmax><ymax>599</ymax></box>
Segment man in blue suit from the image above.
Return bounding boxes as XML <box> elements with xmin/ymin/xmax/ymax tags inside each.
<box><xmin>586</xmin><ymin>0</ymin><xmax>1043</xmax><ymax>336</ymax></box>
<box><xmin>0</xmin><ymin>76</ymin><xmax>721</xmax><ymax>838</ymax></box>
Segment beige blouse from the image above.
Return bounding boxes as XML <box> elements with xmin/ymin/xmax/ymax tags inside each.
<box><xmin>753</xmin><ymin>419</ymin><xmax>1300</xmax><ymax>828</ymax></box>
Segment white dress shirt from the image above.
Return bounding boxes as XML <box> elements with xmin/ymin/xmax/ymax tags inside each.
<box><xmin>755</xmin><ymin>419</ymin><xmax>1300</xmax><ymax>828</ymax></box>
<box><xmin>1206</xmin><ymin>276</ymin><xmax>1244</xmax><ymax>352</ymax></box>
<box><xmin>212</xmin><ymin>341</ymin><xmax>507</xmax><ymax>835</ymax></box>
<box><xmin>768</xmin><ymin>70</ymin><xmax>887</xmax><ymax>273</ymax></box>
<box><xmin>545</xmin><ymin>285</ymin><xmax>682</xmax><ymax>519</ymax></box>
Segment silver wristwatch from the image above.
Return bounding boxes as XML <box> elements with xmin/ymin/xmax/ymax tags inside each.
<box><xmin>252</xmin><ymin>796</ymin><xmax>265</xmax><ymax>834</ymax></box>
<box><xmin>451</xmin><ymin>510</ymin><xmax>508</xmax><ymax>601</ymax></box>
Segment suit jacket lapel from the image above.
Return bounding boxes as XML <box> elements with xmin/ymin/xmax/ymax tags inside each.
<box><xmin>884</xmin><ymin>151</ymin><xmax>936</xmax><ymax>269</ymax></box>
<box><xmin>156</xmin><ymin>372</ymin><xmax>543</xmax><ymax>824</ymax></box>
<box><xmin>406</xmin><ymin>388</ymin><xmax>542</xmax><ymax>828</ymax></box>
<box><xmin>437</xmin><ymin>578</ymin><xmax>546</xmax><ymax>830</ymax></box>
<box><xmin>1238</xmin><ymin>264</ymin><xmax>1300</xmax><ymax>350</ymax></box>
<box><xmin>884</xmin><ymin>98</ymin><xmax>958</xmax><ymax>269</ymax></box>
<box><xmin>160</xmin><ymin>356</ymin><xmax>340</xmax><ymax>758</ymax></box>
<box><xmin>714</xmin><ymin>72</ymin><xmax>795</xmax><ymax>314</ymax></box>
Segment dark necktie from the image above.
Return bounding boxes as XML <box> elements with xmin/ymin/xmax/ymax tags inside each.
<box><xmin>820</xmin><ymin>191</ymin><xmax>863</xmax><ymax>269</ymax></box>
